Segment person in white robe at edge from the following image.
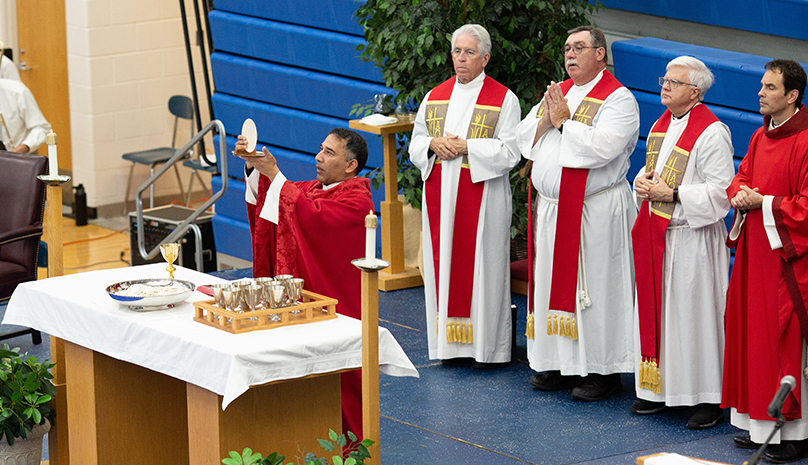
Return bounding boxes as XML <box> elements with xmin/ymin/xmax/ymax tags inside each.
<box><xmin>630</xmin><ymin>56</ymin><xmax>734</xmax><ymax>430</ymax></box>
<box><xmin>410</xmin><ymin>24</ymin><xmax>520</xmax><ymax>369</ymax></box>
<box><xmin>515</xmin><ymin>26</ymin><xmax>639</xmax><ymax>401</ymax></box>
<box><xmin>0</xmin><ymin>77</ymin><xmax>49</xmax><ymax>153</ymax></box>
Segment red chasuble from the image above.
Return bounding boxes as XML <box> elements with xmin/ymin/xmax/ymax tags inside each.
<box><xmin>631</xmin><ymin>104</ymin><xmax>718</xmax><ymax>393</ymax></box>
<box><xmin>721</xmin><ymin>104</ymin><xmax>808</xmax><ymax>421</ymax></box>
<box><xmin>527</xmin><ymin>70</ymin><xmax>623</xmax><ymax>339</ymax></box>
<box><xmin>247</xmin><ymin>174</ymin><xmax>374</xmax><ymax>436</ymax></box>
<box><xmin>422</xmin><ymin>76</ymin><xmax>508</xmax><ymax>341</ymax></box>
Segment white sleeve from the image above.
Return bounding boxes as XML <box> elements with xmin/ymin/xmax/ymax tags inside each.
<box><xmin>259</xmin><ymin>171</ymin><xmax>288</xmax><ymax>224</ymax></box>
<box><xmin>18</xmin><ymin>86</ymin><xmax>50</xmax><ymax>152</ymax></box>
<box><xmin>515</xmin><ymin>102</ymin><xmax>543</xmax><ymax>160</ymax></box>
<box><xmin>245</xmin><ymin>168</ymin><xmax>260</xmax><ymax>206</ymax></box>
<box><xmin>679</xmin><ymin>122</ymin><xmax>735</xmax><ymax>229</ymax></box>
<box><xmin>762</xmin><ymin>195</ymin><xmax>783</xmax><ymax>250</ymax></box>
<box><xmin>410</xmin><ymin>91</ymin><xmax>436</xmax><ymax>181</ymax></box>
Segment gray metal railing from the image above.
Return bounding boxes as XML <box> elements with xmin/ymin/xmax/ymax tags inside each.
<box><xmin>134</xmin><ymin>119</ymin><xmax>228</xmax><ymax>271</ymax></box>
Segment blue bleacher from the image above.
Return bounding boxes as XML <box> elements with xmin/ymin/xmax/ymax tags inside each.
<box><xmin>598</xmin><ymin>0</ymin><xmax>808</xmax><ymax>42</ymax></box>
<box><xmin>207</xmin><ymin>1</ymin><xmax>392</xmax><ymax>265</ymax></box>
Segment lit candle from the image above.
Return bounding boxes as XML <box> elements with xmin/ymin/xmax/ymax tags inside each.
<box><xmin>365</xmin><ymin>210</ymin><xmax>377</xmax><ymax>262</ymax></box>
<box><xmin>46</xmin><ymin>131</ymin><xmax>58</xmax><ymax>176</ymax></box>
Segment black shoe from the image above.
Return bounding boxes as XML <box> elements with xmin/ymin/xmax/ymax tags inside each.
<box><xmin>440</xmin><ymin>357</ymin><xmax>474</xmax><ymax>366</ymax></box>
<box><xmin>473</xmin><ymin>361</ymin><xmax>509</xmax><ymax>370</ymax></box>
<box><xmin>764</xmin><ymin>440</ymin><xmax>808</xmax><ymax>463</ymax></box>
<box><xmin>686</xmin><ymin>404</ymin><xmax>724</xmax><ymax>430</ymax></box>
<box><xmin>528</xmin><ymin>371</ymin><xmax>583</xmax><ymax>391</ymax></box>
<box><xmin>732</xmin><ymin>433</ymin><xmax>759</xmax><ymax>450</ymax></box>
<box><xmin>571</xmin><ymin>373</ymin><xmax>622</xmax><ymax>402</ymax></box>
<box><xmin>630</xmin><ymin>399</ymin><xmax>667</xmax><ymax>415</ymax></box>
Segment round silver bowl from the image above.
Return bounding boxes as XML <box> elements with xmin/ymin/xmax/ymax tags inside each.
<box><xmin>106</xmin><ymin>279</ymin><xmax>196</xmax><ymax>311</ymax></box>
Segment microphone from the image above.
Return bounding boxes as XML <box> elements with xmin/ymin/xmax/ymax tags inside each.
<box><xmin>767</xmin><ymin>375</ymin><xmax>796</xmax><ymax>418</ymax></box>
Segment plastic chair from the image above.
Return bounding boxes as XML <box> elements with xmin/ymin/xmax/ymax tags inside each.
<box><xmin>121</xmin><ymin>95</ymin><xmax>194</xmax><ymax>215</ymax></box>
<box><xmin>0</xmin><ymin>150</ymin><xmax>46</xmax><ymax>345</ymax></box>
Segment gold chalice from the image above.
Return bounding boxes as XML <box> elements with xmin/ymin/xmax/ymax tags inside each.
<box><xmin>159</xmin><ymin>243</ymin><xmax>180</xmax><ymax>279</ymax></box>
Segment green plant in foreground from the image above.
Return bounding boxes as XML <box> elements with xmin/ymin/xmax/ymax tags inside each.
<box><xmin>0</xmin><ymin>344</ymin><xmax>56</xmax><ymax>446</ymax></box>
<box><xmin>223</xmin><ymin>430</ymin><xmax>374</xmax><ymax>465</ymax></box>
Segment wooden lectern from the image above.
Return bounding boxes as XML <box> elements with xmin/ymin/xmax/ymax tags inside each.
<box><xmin>349</xmin><ymin>120</ymin><xmax>423</xmax><ymax>292</ymax></box>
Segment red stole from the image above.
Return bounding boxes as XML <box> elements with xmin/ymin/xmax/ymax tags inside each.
<box><xmin>533</xmin><ymin>70</ymin><xmax>623</xmax><ymax>339</ymax></box>
<box><xmin>423</xmin><ymin>76</ymin><xmax>508</xmax><ymax>342</ymax></box>
<box><xmin>632</xmin><ymin>104</ymin><xmax>718</xmax><ymax>393</ymax></box>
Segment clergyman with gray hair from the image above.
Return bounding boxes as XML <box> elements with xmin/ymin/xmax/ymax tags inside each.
<box><xmin>630</xmin><ymin>55</ymin><xmax>734</xmax><ymax>429</ymax></box>
<box><xmin>410</xmin><ymin>23</ymin><xmax>521</xmax><ymax>369</ymax></box>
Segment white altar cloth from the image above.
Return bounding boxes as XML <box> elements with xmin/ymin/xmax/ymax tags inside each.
<box><xmin>3</xmin><ymin>264</ymin><xmax>418</xmax><ymax>409</ymax></box>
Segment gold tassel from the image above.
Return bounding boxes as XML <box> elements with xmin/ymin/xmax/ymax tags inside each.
<box><xmin>552</xmin><ymin>314</ymin><xmax>559</xmax><ymax>335</ymax></box>
<box><xmin>468</xmin><ymin>323</ymin><xmax>473</xmax><ymax>343</ymax></box>
<box><xmin>547</xmin><ymin>314</ymin><xmax>553</xmax><ymax>335</ymax></box>
<box><xmin>559</xmin><ymin>315</ymin><xmax>568</xmax><ymax>337</ymax></box>
<box><xmin>461</xmin><ymin>323</ymin><xmax>468</xmax><ymax>343</ymax></box>
<box><xmin>446</xmin><ymin>321</ymin><xmax>454</xmax><ymax>342</ymax></box>
<box><xmin>526</xmin><ymin>314</ymin><xmax>534</xmax><ymax>340</ymax></box>
<box><xmin>652</xmin><ymin>361</ymin><xmax>662</xmax><ymax>394</ymax></box>
<box><xmin>639</xmin><ymin>360</ymin><xmax>647</xmax><ymax>389</ymax></box>
<box><xmin>436</xmin><ymin>314</ymin><xmax>439</xmax><ymax>334</ymax></box>
<box><xmin>571</xmin><ymin>317</ymin><xmax>578</xmax><ymax>340</ymax></box>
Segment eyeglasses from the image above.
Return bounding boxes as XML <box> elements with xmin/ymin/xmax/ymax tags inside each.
<box><xmin>659</xmin><ymin>77</ymin><xmax>698</xmax><ymax>89</ymax></box>
<box><xmin>564</xmin><ymin>45</ymin><xmax>597</xmax><ymax>55</ymax></box>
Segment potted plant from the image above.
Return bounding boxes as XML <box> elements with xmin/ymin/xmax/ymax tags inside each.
<box><xmin>0</xmin><ymin>344</ymin><xmax>56</xmax><ymax>464</ymax></box>
<box><xmin>223</xmin><ymin>429</ymin><xmax>373</xmax><ymax>465</ymax></box>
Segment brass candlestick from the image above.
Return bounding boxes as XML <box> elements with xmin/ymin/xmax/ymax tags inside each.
<box><xmin>159</xmin><ymin>243</ymin><xmax>180</xmax><ymax>279</ymax></box>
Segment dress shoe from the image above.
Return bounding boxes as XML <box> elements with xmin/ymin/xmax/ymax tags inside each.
<box><xmin>630</xmin><ymin>399</ymin><xmax>667</xmax><ymax>415</ymax></box>
<box><xmin>571</xmin><ymin>373</ymin><xmax>622</xmax><ymax>402</ymax></box>
<box><xmin>440</xmin><ymin>357</ymin><xmax>474</xmax><ymax>366</ymax></box>
<box><xmin>473</xmin><ymin>361</ymin><xmax>509</xmax><ymax>370</ymax></box>
<box><xmin>686</xmin><ymin>404</ymin><xmax>724</xmax><ymax>430</ymax></box>
<box><xmin>528</xmin><ymin>371</ymin><xmax>583</xmax><ymax>391</ymax></box>
<box><xmin>732</xmin><ymin>433</ymin><xmax>759</xmax><ymax>450</ymax></box>
<box><xmin>764</xmin><ymin>440</ymin><xmax>808</xmax><ymax>463</ymax></box>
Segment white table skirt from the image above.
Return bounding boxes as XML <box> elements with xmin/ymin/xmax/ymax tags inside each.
<box><xmin>3</xmin><ymin>264</ymin><xmax>418</xmax><ymax>409</ymax></box>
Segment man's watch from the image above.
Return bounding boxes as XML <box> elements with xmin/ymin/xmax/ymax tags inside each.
<box><xmin>672</xmin><ymin>187</ymin><xmax>679</xmax><ymax>203</ymax></box>
<box><xmin>558</xmin><ymin>119</ymin><xmax>569</xmax><ymax>133</ymax></box>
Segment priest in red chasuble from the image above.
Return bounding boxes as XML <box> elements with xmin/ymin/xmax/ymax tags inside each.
<box><xmin>630</xmin><ymin>57</ymin><xmax>733</xmax><ymax>430</ymax></box>
<box><xmin>722</xmin><ymin>60</ymin><xmax>808</xmax><ymax>463</ymax></box>
<box><xmin>236</xmin><ymin>127</ymin><xmax>374</xmax><ymax>438</ymax></box>
<box><xmin>515</xmin><ymin>26</ymin><xmax>639</xmax><ymax>401</ymax></box>
<box><xmin>410</xmin><ymin>24</ymin><xmax>521</xmax><ymax>369</ymax></box>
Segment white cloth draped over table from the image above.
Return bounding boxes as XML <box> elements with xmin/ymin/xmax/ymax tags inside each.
<box><xmin>632</xmin><ymin>113</ymin><xmax>735</xmax><ymax>406</ymax></box>
<box><xmin>3</xmin><ymin>263</ymin><xmax>418</xmax><ymax>409</ymax></box>
<box><xmin>410</xmin><ymin>71</ymin><xmax>521</xmax><ymax>363</ymax></box>
<box><xmin>515</xmin><ymin>69</ymin><xmax>639</xmax><ymax>376</ymax></box>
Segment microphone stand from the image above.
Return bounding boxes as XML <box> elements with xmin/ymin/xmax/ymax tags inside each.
<box><xmin>745</xmin><ymin>414</ymin><xmax>787</xmax><ymax>465</ymax></box>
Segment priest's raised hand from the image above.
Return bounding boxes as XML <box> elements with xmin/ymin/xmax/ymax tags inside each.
<box><xmin>235</xmin><ymin>134</ymin><xmax>280</xmax><ymax>181</ymax></box>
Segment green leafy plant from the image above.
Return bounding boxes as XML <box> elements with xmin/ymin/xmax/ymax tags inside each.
<box><xmin>223</xmin><ymin>430</ymin><xmax>374</xmax><ymax>465</ymax></box>
<box><xmin>0</xmin><ymin>344</ymin><xmax>56</xmax><ymax>446</ymax></box>
<box><xmin>353</xmin><ymin>0</ymin><xmax>599</xmax><ymax>240</ymax></box>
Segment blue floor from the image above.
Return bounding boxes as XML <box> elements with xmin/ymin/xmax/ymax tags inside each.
<box><xmin>2</xmin><ymin>270</ymin><xmax>807</xmax><ymax>464</ymax></box>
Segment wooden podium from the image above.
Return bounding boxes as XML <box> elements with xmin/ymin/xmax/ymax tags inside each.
<box><xmin>349</xmin><ymin>120</ymin><xmax>423</xmax><ymax>291</ymax></box>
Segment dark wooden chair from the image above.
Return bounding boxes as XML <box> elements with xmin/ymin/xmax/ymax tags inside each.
<box><xmin>0</xmin><ymin>150</ymin><xmax>47</xmax><ymax>344</ymax></box>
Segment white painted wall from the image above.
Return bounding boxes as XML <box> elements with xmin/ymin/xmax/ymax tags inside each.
<box><xmin>64</xmin><ymin>0</ymin><xmax>212</xmax><ymax>213</ymax></box>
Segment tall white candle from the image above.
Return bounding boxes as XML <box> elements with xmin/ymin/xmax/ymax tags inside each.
<box><xmin>365</xmin><ymin>210</ymin><xmax>377</xmax><ymax>262</ymax></box>
<box><xmin>46</xmin><ymin>132</ymin><xmax>58</xmax><ymax>176</ymax></box>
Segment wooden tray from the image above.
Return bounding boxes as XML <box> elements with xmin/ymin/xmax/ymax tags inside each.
<box><xmin>193</xmin><ymin>289</ymin><xmax>338</xmax><ymax>334</ymax></box>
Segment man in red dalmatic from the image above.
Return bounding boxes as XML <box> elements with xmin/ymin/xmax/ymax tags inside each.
<box><xmin>236</xmin><ymin>127</ymin><xmax>374</xmax><ymax>438</ymax></box>
<box><xmin>722</xmin><ymin>59</ymin><xmax>808</xmax><ymax>464</ymax></box>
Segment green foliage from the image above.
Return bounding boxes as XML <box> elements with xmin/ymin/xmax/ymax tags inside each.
<box><xmin>0</xmin><ymin>344</ymin><xmax>56</xmax><ymax>446</ymax></box>
<box><xmin>354</xmin><ymin>0</ymin><xmax>599</xmax><ymax>239</ymax></box>
<box><xmin>223</xmin><ymin>430</ymin><xmax>374</xmax><ymax>465</ymax></box>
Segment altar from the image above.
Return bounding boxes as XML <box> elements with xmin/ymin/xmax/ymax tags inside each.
<box><xmin>3</xmin><ymin>263</ymin><xmax>418</xmax><ymax>464</ymax></box>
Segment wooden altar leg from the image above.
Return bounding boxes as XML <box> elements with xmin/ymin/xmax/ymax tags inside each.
<box><xmin>63</xmin><ymin>342</ymin><xmax>189</xmax><ymax>464</ymax></box>
<box><xmin>361</xmin><ymin>270</ymin><xmax>380</xmax><ymax>462</ymax></box>
<box><xmin>187</xmin><ymin>375</ymin><xmax>342</xmax><ymax>464</ymax></box>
